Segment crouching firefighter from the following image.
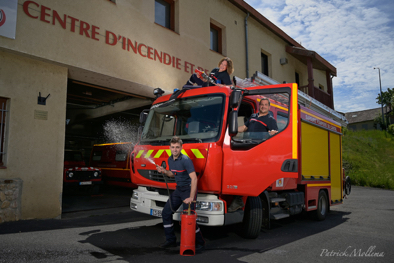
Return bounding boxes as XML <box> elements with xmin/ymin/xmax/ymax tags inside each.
<box><xmin>156</xmin><ymin>136</ymin><xmax>205</xmax><ymax>251</ymax></box>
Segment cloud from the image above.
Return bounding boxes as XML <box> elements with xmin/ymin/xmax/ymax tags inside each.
<box><xmin>245</xmin><ymin>0</ymin><xmax>394</xmax><ymax>112</ymax></box>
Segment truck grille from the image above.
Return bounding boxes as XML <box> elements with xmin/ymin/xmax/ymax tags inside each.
<box><xmin>66</xmin><ymin>171</ymin><xmax>99</xmax><ymax>181</ymax></box>
<box><xmin>137</xmin><ymin>169</ymin><xmax>176</xmax><ymax>183</ymax></box>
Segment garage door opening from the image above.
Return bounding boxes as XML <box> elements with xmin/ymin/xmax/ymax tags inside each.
<box><xmin>62</xmin><ymin>79</ymin><xmax>152</xmax><ymax>215</ymax></box>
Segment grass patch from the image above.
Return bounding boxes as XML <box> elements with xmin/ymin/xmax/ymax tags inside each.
<box><xmin>342</xmin><ymin>129</ymin><xmax>394</xmax><ymax>190</ymax></box>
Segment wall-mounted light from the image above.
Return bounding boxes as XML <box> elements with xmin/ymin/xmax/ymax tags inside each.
<box><xmin>280</xmin><ymin>58</ymin><xmax>288</xmax><ymax>65</ymax></box>
<box><xmin>38</xmin><ymin>92</ymin><xmax>50</xmax><ymax>105</ymax></box>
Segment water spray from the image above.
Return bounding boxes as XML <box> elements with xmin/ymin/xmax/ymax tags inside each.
<box><xmin>146</xmin><ymin>158</ymin><xmax>156</xmax><ymax>166</ymax></box>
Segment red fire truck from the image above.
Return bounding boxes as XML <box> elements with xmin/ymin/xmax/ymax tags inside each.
<box><xmin>90</xmin><ymin>142</ymin><xmax>137</xmax><ymax>188</ymax></box>
<box><xmin>63</xmin><ymin>150</ymin><xmax>102</xmax><ymax>192</ymax></box>
<box><xmin>129</xmin><ymin>76</ymin><xmax>351</xmax><ymax>238</ymax></box>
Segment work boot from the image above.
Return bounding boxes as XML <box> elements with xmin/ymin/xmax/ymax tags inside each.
<box><xmin>195</xmin><ymin>242</ymin><xmax>205</xmax><ymax>252</ymax></box>
<box><xmin>228</xmin><ymin>196</ymin><xmax>244</xmax><ymax>212</ymax></box>
<box><xmin>160</xmin><ymin>240</ymin><xmax>177</xmax><ymax>248</ymax></box>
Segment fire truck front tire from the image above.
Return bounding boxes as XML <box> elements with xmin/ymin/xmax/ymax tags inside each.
<box><xmin>314</xmin><ymin>190</ymin><xmax>328</xmax><ymax>221</ymax></box>
<box><xmin>239</xmin><ymin>196</ymin><xmax>262</xmax><ymax>239</ymax></box>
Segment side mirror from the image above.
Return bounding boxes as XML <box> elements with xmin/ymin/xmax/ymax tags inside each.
<box><xmin>228</xmin><ymin>110</ymin><xmax>238</xmax><ymax>137</ymax></box>
<box><xmin>230</xmin><ymin>90</ymin><xmax>242</xmax><ymax>108</ymax></box>
<box><xmin>139</xmin><ymin>109</ymin><xmax>149</xmax><ymax>124</ymax></box>
<box><xmin>137</xmin><ymin>126</ymin><xmax>143</xmax><ymax>140</ymax></box>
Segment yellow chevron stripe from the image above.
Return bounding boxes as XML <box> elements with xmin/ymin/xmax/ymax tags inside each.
<box><xmin>154</xmin><ymin>149</ymin><xmax>164</xmax><ymax>158</ymax></box>
<box><xmin>144</xmin><ymin>150</ymin><xmax>154</xmax><ymax>158</ymax></box>
<box><xmin>166</xmin><ymin>149</ymin><xmax>172</xmax><ymax>157</ymax></box>
<box><xmin>181</xmin><ymin>149</ymin><xmax>189</xmax><ymax>157</ymax></box>
<box><xmin>136</xmin><ymin>150</ymin><xmax>144</xmax><ymax>158</ymax></box>
<box><xmin>191</xmin><ymin>149</ymin><xmax>204</xmax><ymax>158</ymax></box>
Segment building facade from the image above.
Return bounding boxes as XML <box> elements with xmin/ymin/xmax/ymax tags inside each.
<box><xmin>0</xmin><ymin>0</ymin><xmax>336</xmax><ymax>221</ymax></box>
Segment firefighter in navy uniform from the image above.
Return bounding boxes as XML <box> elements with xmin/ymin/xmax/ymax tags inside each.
<box><xmin>238</xmin><ymin>97</ymin><xmax>278</xmax><ymax>136</ymax></box>
<box><xmin>228</xmin><ymin>97</ymin><xmax>279</xmax><ymax>212</ymax></box>
<box><xmin>156</xmin><ymin>136</ymin><xmax>205</xmax><ymax>250</ymax></box>
<box><xmin>185</xmin><ymin>57</ymin><xmax>234</xmax><ymax>87</ymax></box>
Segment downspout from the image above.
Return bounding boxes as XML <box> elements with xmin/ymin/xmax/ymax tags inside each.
<box><xmin>245</xmin><ymin>12</ymin><xmax>250</xmax><ymax>78</ymax></box>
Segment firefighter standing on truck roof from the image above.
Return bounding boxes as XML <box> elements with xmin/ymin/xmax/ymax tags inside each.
<box><xmin>156</xmin><ymin>136</ymin><xmax>205</xmax><ymax>251</ymax></box>
<box><xmin>228</xmin><ymin>97</ymin><xmax>279</xmax><ymax>212</ymax></box>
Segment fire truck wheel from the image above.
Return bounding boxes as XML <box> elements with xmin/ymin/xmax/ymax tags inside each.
<box><xmin>239</xmin><ymin>196</ymin><xmax>262</xmax><ymax>239</ymax></box>
<box><xmin>315</xmin><ymin>190</ymin><xmax>328</xmax><ymax>221</ymax></box>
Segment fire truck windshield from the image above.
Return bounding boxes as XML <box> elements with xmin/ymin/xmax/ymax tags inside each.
<box><xmin>140</xmin><ymin>95</ymin><xmax>225</xmax><ymax>145</ymax></box>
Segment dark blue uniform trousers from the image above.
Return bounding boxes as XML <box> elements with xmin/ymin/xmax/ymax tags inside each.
<box><xmin>185</xmin><ymin>73</ymin><xmax>206</xmax><ymax>86</ymax></box>
<box><xmin>162</xmin><ymin>185</ymin><xmax>205</xmax><ymax>245</ymax></box>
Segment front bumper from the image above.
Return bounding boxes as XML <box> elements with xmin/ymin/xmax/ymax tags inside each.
<box><xmin>130</xmin><ymin>186</ymin><xmax>225</xmax><ymax>226</ymax></box>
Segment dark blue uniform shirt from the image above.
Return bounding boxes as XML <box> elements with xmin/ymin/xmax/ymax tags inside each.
<box><xmin>245</xmin><ymin>113</ymin><xmax>278</xmax><ymax>132</ymax></box>
<box><xmin>209</xmin><ymin>68</ymin><xmax>232</xmax><ymax>86</ymax></box>
<box><xmin>167</xmin><ymin>153</ymin><xmax>195</xmax><ymax>187</ymax></box>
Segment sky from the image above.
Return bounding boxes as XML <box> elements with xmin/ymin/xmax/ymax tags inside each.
<box><xmin>244</xmin><ymin>0</ymin><xmax>394</xmax><ymax>113</ymax></box>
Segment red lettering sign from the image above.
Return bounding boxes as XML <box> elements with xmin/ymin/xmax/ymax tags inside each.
<box><xmin>105</xmin><ymin>30</ymin><xmax>117</xmax><ymax>45</ymax></box>
<box><xmin>155</xmin><ymin>50</ymin><xmax>162</xmax><ymax>63</ymax></box>
<box><xmin>68</xmin><ymin>16</ymin><xmax>79</xmax><ymax>33</ymax></box>
<box><xmin>22</xmin><ymin>2</ymin><xmax>212</xmax><ymax>77</ymax></box>
<box><xmin>52</xmin><ymin>10</ymin><xmax>66</xmax><ymax>29</ymax></box>
<box><xmin>92</xmin><ymin>25</ymin><xmax>100</xmax><ymax>41</ymax></box>
<box><xmin>40</xmin><ymin>5</ymin><xmax>51</xmax><ymax>23</ymax></box>
<box><xmin>163</xmin><ymin>53</ymin><xmax>171</xmax><ymax>65</ymax></box>
<box><xmin>138</xmin><ymin>43</ymin><xmax>147</xmax><ymax>57</ymax></box>
<box><xmin>23</xmin><ymin>1</ymin><xmax>39</xmax><ymax>19</ymax></box>
<box><xmin>147</xmin><ymin>46</ymin><xmax>153</xmax><ymax>60</ymax></box>
<box><xmin>79</xmin><ymin>20</ymin><xmax>90</xmax><ymax>38</ymax></box>
<box><xmin>127</xmin><ymin>39</ymin><xmax>137</xmax><ymax>53</ymax></box>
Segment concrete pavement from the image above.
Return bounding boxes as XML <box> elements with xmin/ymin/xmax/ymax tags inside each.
<box><xmin>0</xmin><ymin>186</ymin><xmax>393</xmax><ymax>263</ymax></box>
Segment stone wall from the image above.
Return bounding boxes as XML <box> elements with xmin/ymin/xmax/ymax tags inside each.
<box><xmin>0</xmin><ymin>178</ymin><xmax>22</xmax><ymax>223</ymax></box>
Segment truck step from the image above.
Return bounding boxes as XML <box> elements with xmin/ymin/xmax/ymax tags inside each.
<box><xmin>271</xmin><ymin>213</ymin><xmax>290</xmax><ymax>220</ymax></box>
<box><xmin>270</xmin><ymin>197</ymin><xmax>286</xmax><ymax>203</ymax></box>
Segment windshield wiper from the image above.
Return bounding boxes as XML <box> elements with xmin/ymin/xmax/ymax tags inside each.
<box><xmin>232</xmin><ymin>138</ymin><xmax>263</xmax><ymax>144</ymax></box>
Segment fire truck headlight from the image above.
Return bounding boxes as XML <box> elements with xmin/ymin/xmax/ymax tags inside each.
<box><xmin>196</xmin><ymin>201</ymin><xmax>222</xmax><ymax>211</ymax></box>
<box><xmin>68</xmin><ymin>172</ymin><xmax>74</xmax><ymax>178</ymax></box>
<box><xmin>132</xmin><ymin>191</ymin><xmax>139</xmax><ymax>200</ymax></box>
<box><xmin>93</xmin><ymin>172</ymin><xmax>99</xmax><ymax>177</ymax></box>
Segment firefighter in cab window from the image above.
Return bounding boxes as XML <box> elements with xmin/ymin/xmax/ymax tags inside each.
<box><xmin>238</xmin><ymin>97</ymin><xmax>278</xmax><ymax>137</ymax></box>
<box><xmin>185</xmin><ymin>57</ymin><xmax>234</xmax><ymax>87</ymax></box>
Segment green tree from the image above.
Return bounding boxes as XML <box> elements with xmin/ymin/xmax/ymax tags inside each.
<box><xmin>376</xmin><ymin>88</ymin><xmax>394</xmax><ymax>126</ymax></box>
<box><xmin>376</xmin><ymin>88</ymin><xmax>393</xmax><ymax>112</ymax></box>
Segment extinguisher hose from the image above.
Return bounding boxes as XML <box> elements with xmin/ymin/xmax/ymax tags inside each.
<box><xmin>162</xmin><ymin>173</ymin><xmax>180</xmax><ymax>213</ymax></box>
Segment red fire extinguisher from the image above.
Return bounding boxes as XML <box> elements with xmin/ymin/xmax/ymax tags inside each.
<box><xmin>180</xmin><ymin>203</ymin><xmax>197</xmax><ymax>256</ymax></box>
